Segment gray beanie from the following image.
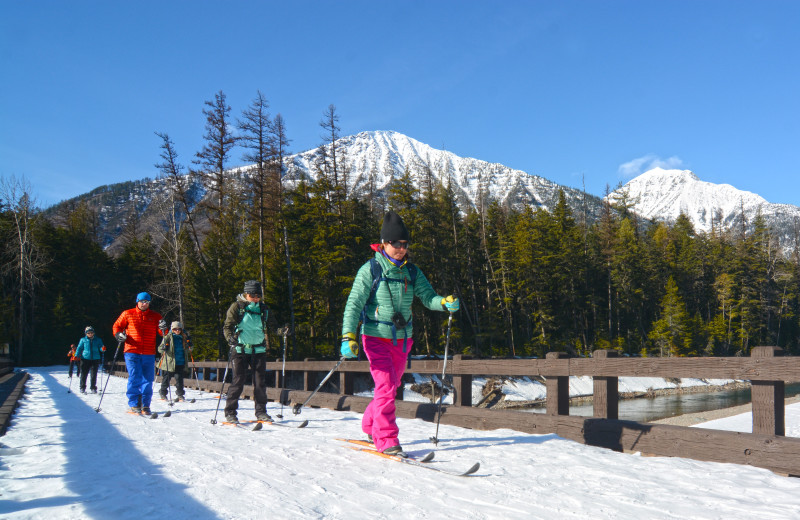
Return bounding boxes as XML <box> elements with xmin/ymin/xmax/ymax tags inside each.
<box><xmin>243</xmin><ymin>280</ymin><xmax>262</xmax><ymax>295</ymax></box>
<box><xmin>171</xmin><ymin>321</ymin><xmax>183</xmax><ymax>330</ymax></box>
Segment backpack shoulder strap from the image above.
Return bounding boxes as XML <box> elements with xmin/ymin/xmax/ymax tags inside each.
<box><xmin>236</xmin><ymin>300</ymin><xmax>248</xmax><ymax>325</ymax></box>
<box><xmin>368</xmin><ymin>257</ymin><xmax>383</xmax><ymax>299</ymax></box>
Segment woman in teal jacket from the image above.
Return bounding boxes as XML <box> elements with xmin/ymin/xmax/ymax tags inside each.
<box><xmin>76</xmin><ymin>326</ymin><xmax>106</xmax><ymax>394</ymax></box>
<box><xmin>340</xmin><ymin>211</ymin><xmax>459</xmax><ymax>456</ymax></box>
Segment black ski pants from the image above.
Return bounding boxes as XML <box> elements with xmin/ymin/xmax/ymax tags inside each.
<box><xmin>80</xmin><ymin>359</ymin><xmax>100</xmax><ymax>391</ymax></box>
<box><xmin>224</xmin><ymin>351</ymin><xmax>268</xmax><ymax>416</ymax></box>
<box><xmin>160</xmin><ymin>366</ymin><xmax>185</xmax><ymax>397</ymax></box>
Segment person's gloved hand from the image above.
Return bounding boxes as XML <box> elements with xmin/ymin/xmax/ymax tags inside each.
<box><xmin>101</xmin><ymin>346</ymin><xmax>106</xmax><ymax>352</ymax></box>
<box><xmin>115</xmin><ymin>332</ymin><xmax>127</xmax><ymax>342</ymax></box>
<box><xmin>340</xmin><ymin>333</ymin><xmax>359</xmax><ymax>359</ymax></box>
<box><xmin>441</xmin><ymin>295</ymin><xmax>460</xmax><ymax>312</ymax></box>
<box><xmin>158</xmin><ymin>319</ymin><xmax>168</xmax><ymax>331</ymax></box>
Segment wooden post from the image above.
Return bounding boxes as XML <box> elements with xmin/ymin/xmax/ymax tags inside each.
<box><xmin>303</xmin><ymin>358</ymin><xmax>314</xmax><ymax>391</ymax></box>
<box><xmin>751</xmin><ymin>346</ymin><xmax>785</xmax><ymax>436</ymax></box>
<box><xmin>340</xmin><ymin>371</ymin><xmax>354</xmax><ymax>395</ymax></box>
<box><xmin>545</xmin><ymin>352</ymin><xmax>569</xmax><ymax>415</ymax></box>
<box><xmin>592</xmin><ymin>350</ymin><xmax>619</xmax><ymax>419</ymax></box>
<box><xmin>451</xmin><ymin>354</ymin><xmax>473</xmax><ymax>406</ymax></box>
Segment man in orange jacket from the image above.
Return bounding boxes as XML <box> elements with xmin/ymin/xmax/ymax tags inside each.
<box><xmin>113</xmin><ymin>292</ymin><xmax>167</xmax><ymax>415</ymax></box>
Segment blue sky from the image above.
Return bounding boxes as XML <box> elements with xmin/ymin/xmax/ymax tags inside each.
<box><xmin>2</xmin><ymin>1</ymin><xmax>799</xmax><ymax>208</ymax></box>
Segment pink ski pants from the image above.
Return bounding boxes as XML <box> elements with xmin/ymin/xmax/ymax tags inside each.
<box><xmin>361</xmin><ymin>335</ymin><xmax>413</xmax><ymax>452</ymax></box>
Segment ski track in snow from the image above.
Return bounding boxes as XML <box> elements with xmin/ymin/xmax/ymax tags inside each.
<box><xmin>1</xmin><ymin>367</ymin><xmax>800</xmax><ymax>519</ymax></box>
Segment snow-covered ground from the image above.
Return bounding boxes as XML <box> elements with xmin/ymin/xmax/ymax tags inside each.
<box><xmin>403</xmin><ymin>373</ymin><xmax>737</xmax><ymax>406</ymax></box>
<box><xmin>2</xmin><ymin>367</ymin><xmax>799</xmax><ymax>520</ymax></box>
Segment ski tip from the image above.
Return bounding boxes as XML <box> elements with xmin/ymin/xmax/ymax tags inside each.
<box><xmin>150</xmin><ymin>413</ymin><xmax>158</xmax><ymax>419</ymax></box>
<box><xmin>463</xmin><ymin>462</ymin><xmax>480</xmax><ymax>476</ymax></box>
<box><xmin>252</xmin><ymin>422</ymin><xmax>263</xmax><ymax>431</ymax></box>
<box><xmin>298</xmin><ymin>420</ymin><xmax>309</xmax><ymax>428</ymax></box>
<box><xmin>190</xmin><ymin>398</ymin><xmax>196</xmax><ymax>403</ymax></box>
<box><xmin>420</xmin><ymin>451</ymin><xmax>435</xmax><ymax>463</ymax></box>
<box><xmin>163</xmin><ymin>411</ymin><xmax>171</xmax><ymax>417</ymax></box>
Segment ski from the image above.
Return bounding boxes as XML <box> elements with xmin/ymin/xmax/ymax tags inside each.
<box><xmin>128</xmin><ymin>410</ymin><xmax>158</xmax><ymax>419</ymax></box>
<box><xmin>336</xmin><ymin>438</ymin><xmax>435</xmax><ymax>463</ymax></box>
<box><xmin>222</xmin><ymin>421</ymin><xmax>264</xmax><ymax>431</ymax></box>
<box><xmin>344</xmin><ymin>445</ymin><xmax>480</xmax><ymax>476</ymax></box>
<box><xmin>263</xmin><ymin>419</ymin><xmax>309</xmax><ymax>429</ymax></box>
<box><xmin>222</xmin><ymin>419</ymin><xmax>309</xmax><ymax>431</ymax></box>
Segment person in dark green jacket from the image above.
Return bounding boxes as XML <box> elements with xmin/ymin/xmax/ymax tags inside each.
<box><xmin>222</xmin><ymin>280</ymin><xmax>279</xmax><ymax>424</ymax></box>
<box><xmin>76</xmin><ymin>326</ymin><xmax>106</xmax><ymax>394</ymax></box>
<box><xmin>340</xmin><ymin>211</ymin><xmax>459</xmax><ymax>457</ymax></box>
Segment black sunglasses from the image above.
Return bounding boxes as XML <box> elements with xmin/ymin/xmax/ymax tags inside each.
<box><xmin>387</xmin><ymin>240</ymin><xmax>410</xmax><ymax>249</ymax></box>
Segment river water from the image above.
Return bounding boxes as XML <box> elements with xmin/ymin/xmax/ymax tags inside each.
<box><xmin>527</xmin><ymin>382</ymin><xmax>800</xmax><ymax>423</ymax></box>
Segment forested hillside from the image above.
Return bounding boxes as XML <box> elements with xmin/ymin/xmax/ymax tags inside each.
<box><xmin>3</xmin><ymin>92</ymin><xmax>800</xmax><ymax>365</ymax></box>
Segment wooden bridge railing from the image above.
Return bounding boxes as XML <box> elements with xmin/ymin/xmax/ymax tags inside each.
<box><xmin>108</xmin><ymin>345</ymin><xmax>800</xmax><ymax>476</ymax></box>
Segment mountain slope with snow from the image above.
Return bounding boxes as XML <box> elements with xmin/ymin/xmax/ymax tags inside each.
<box><xmin>283</xmin><ymin>130</ymin><xmax>597</xmax><ymax>213</ymax></box>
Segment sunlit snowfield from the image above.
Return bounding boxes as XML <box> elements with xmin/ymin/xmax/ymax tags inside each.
<box><xmin>2</xmin><ymin>366</ymin><xmax>799</xmax><ymax>520</ymax></box>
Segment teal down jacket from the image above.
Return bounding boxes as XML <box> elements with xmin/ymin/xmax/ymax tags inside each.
<box><xmin>76</xmin><ymin>335</ymin><xmax>104</xmax><ymax>360</ymax></box>
<box><xmin>341</xmin><ymin>251</ymin><xmax>444</xmax><ymax>340</ymax></box>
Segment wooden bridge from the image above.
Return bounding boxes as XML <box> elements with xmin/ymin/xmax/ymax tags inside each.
<box><xmin>107</xmin><ymin>345</ymin><xmax>800</xmax><ymax>476</ymax></box>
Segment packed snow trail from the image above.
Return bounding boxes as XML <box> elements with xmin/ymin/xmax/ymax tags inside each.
<box><xmin>2</xmin><ymin>367</ymin><xmax>800</xmax><ymax>520</ymax></box>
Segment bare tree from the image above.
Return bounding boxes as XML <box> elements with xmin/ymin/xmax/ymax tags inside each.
<box><xmin>319</xmin><ymin>104</ymin><xmax>344</xmax><ymax>194</ymax></box>
<box><xmin>153</xmin><ymin>132</ymin><xmax>194</xmax><ymax>323</ymax></box>
<box><xmin>0</xmin><ymin>176</ymin><xmax>46</xmax><ymax>365</ymax></box>
<box><xmin>193</xmin><ymin>90</ymin><xmax>237</xmax><ymax>218</ymax></box>
<box><xmin>238</xmin><ymin>91</ymin><xmax>278</xmax><ymax>289</ymax></box>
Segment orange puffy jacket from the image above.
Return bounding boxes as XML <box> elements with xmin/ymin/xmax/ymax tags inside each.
<box><xmin>112</xmin><ymin>307</ymin><xmax>165</xmax><ymax>355</ymax></box>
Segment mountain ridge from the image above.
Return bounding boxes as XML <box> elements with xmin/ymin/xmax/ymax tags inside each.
<box><xmin>44</xmin><ymin>131</ymin><xmax>800</xmax><ymax>254</ymax></box>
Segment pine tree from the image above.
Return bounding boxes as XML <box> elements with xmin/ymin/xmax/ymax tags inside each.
<box><xmin>648</xmin><ymin>276</ymin><xmax>691</xmax><ymax>357</ymax></box>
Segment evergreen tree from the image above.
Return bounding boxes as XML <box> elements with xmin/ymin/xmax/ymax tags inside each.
<box><xmin>648</xmin><ymin>276</ymin><xmax>692</xmax><ymax>357</ymax></box>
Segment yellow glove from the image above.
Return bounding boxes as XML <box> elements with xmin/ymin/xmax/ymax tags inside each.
<box><xmin>340</xmin><ymin>332</ymin><xmax>359</xmax><ymax>359</ymax></box>
<box><xmin>441</xmin><ymin>295</ymin><xmax>459</xmax><ymax>312</ymax></box>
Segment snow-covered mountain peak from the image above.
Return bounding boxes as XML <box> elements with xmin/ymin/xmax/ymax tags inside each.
<box><xmin>636</xmin><ymin>167</ymin><xmax>699</xmax><ymax>184</ymax></box>
<box><xmin>282</xmin><ymin>130</ymin><xmax>593</xmax><ymax>213</ymax></box>
<box><xmin>609</xmin><ymin>167</ymin><xmax>795</xmax><ymax>241</ymax></box>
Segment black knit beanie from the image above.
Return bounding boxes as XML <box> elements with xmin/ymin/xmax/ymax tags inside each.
<box><xmin>243</xmin><ymin>280</ymin><xmax>262</xmax><ymax>295</ymax></box>
<box><xmin>380</xmin><ymin>211</ymin><xmax>410</xmax><ymax>242</ymax></box>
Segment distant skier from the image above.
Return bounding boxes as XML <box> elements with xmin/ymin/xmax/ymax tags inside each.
<box><xmin>75</xmin><ymin>326</ymin><xmax>106</xmax><ymax>394</ymax></box>
<box><xmin>340</xmin><ymin>210</ymin><xmax>459</xmax><ymax>457</ymax></box>
<box><xmin>158</xmin><ymin>321</ymin><xmax>192</xmax><ymax>402</ymax></box>
<box><xmin>67</xmin><ymin>344</ymin><xmax>79</xmax><ymax>379</ymax></box>
<box><xmin>113</xmin><ymin>292</ymin><xmax>167</xmax><ymax>415</ymax></box>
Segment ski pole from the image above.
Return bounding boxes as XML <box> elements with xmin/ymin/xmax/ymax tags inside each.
<box><xmin>430</xmin><ymin>312</ymin><xmax>453</xmax><ymax>445</ymax></box>
<box><xmin>185</xmin><ymin>330</ymin><xmax>199</xmax><ymax>381</ymax></box>
<box><xmin>277</xmin><ymin>326</ymin><xmax>289</xmax><ymax>419</ymax></box>
<box><xmin>96</xmin><ymin>338</ymin><xmax>124</xmax><ymax>413</ymax></box>
<box><xmin>210</xmin><ymin>347</ymin><xmax>235</xmax><ymax>424</ymax></box>
<box><xmin>292</xmin><ymin>356</ymin><xmax>346</xmax><ymax>415</ymax></box>
<box><xmin>67</xmin><ymin>363</ymin><xmax>74</xmax><ymax>394</ymax></box>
